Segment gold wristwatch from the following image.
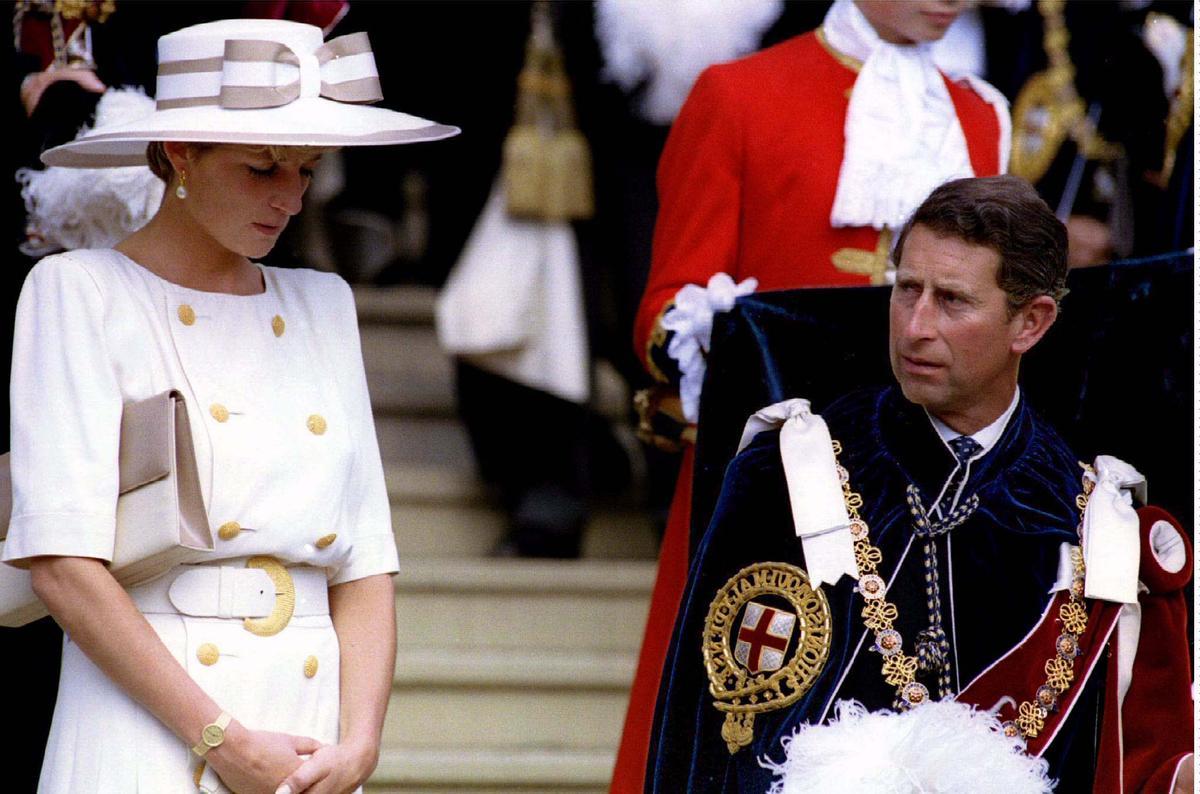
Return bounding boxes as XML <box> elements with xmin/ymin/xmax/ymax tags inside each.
<box><xmin>191</xmin><ymin>711</ymin><xmax>232</xmax><ymax>757</ymax></box>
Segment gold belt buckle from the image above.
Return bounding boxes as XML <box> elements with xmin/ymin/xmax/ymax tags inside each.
<box><xmin>242</xmin><ymin>556</ymin><xmax>295</xmax><ymax>637</ymax></box>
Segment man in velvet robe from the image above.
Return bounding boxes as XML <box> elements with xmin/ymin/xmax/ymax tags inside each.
<box><xmin>646</xmin><ymin>176</ymin><xmax>1193</xmax><ymax>793</ymax></box>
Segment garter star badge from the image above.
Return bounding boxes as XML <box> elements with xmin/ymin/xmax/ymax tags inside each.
<box><xmin>703</xmin><ymin>562</ymin><xmax>832</xmax><ymax>754</ymax></box>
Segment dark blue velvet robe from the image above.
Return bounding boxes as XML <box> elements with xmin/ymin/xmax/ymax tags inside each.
<box><xmin>647</xmin><ymin>386</ymin><xmax>1107</xmax><ymax>792</ymax></box>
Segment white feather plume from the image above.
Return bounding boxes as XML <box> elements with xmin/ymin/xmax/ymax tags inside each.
<box><xmin>763</xmin><ymin>700</ymin><xmax>1055</xmax><ymax>794</ymax></box>
<box><xmin>595</xmin><ymin>0</ymin><xmax>783</xmax><ymax>124</ymax></box>
<box><xmin>17</xmin><ymin>88</ymin><xmax>163</xmax><ymax>253</ymax></box>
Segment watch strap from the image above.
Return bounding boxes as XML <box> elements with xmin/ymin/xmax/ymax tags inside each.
<box><xmin>191</xmin><ymin>711</ymin><xmax>231</xmax><ymax>757</ymax></box>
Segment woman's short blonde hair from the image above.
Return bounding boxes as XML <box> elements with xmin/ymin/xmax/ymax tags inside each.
<box><xmin>145</xmin><ymin>141</ymin><xmax>334</xmax><ymax>182</ymax></box>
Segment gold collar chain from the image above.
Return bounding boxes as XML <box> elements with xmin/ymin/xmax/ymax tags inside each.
<box><xmin>830</xmin><ymin>439</ymin><xmax>1094</xmax><ymax>741</ymax></box>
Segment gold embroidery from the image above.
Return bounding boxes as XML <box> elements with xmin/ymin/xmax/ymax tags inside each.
<box><xmin>881</xmin><ymin>654</ymin><xmax>918</xmax><ymax>687</ymax></box>
<box><xmin>1044</xmin><ymin>656</ymin><xmax>1075</xmax><ymax>691</ymax></box>
<box><xmin>832</xmin><ymin>228</ymin><xmax>893</xmax><ymax>285</ymax></box>
<box><xmin>861</xmin><ymin>599</ymin><xmax>897</xmax><ymax>631</ymax></box>
<box><xmin>643</xmin><ymin>300</ymin><xmax>675</xmax><ymax>385</ymax></box>
<box><xmin>1059</xmin><ymin>601</ymin><xmax>1088</xmax><ymax>635</ymax></box>
<box><xmin>854</xmin><ymin>543</ymin><xmax>883</xmax><ymax>573</ymax></box>
<box><xmin>703</xmin><ymin>562</ymin><xmax>832</xmax><ymax>754</ymax></box>
<box><xmin>1010</xmin><ymin>0</ymin><xmax>1121</xmax><ymax>184</ymax></box>
<box><xmin>831</xmin><ymin>438</ymin><xmax>1093</xmax><ymax>723</ymax></box>
<box><xmin>815</xmin><ymin>27</ymin><xmax>863</xmax><ymax>74</ymax></box>
<box><xmin>1015</xmin><ymin>701</ymin><xmax>1048</xmax><ymax>738</ymax></box>
<box><xmin>1000</xmin><ymin>464</ymin><xmax>1095</xmax><ymax>743</ymax></box>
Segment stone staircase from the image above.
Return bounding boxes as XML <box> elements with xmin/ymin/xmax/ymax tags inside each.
<box><xmin>354</xmin><ymin>286</ymin><xmax>657</xmax><ymax>793</ymax></box>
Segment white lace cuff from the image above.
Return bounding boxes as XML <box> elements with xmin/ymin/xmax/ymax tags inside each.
<box><xmin>661</xmin><ymin>273</ymin><xmax>757</xmax><ymax>422</ymax></box>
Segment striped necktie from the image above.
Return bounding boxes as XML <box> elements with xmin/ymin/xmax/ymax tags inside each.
<box><xmin>935</xmin><ymin>435</ymin><xmax>982</xmax><ymax>517</ymax></box>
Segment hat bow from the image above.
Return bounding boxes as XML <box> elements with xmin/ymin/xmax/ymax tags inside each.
<box><xmin>157</xmin><ymin>32</ymin><xmax>383</xmax><ymax>111</ymax></box>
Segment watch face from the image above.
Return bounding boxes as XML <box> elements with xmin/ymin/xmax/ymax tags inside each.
<box><xmin>202</xmin><ymin>724</ymin><xmax>225</xmax><ymax>747</ymax></box>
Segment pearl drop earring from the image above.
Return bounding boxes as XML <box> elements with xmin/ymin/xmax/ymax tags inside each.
<box><xmin>175</xmin><ymin>172</ymin><xmax>188</xmax><ymax>200</ymax></box>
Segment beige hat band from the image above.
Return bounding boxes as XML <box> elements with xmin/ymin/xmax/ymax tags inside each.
<box><xmin>156</xmin><ymin>32</ymin><xmax>382</xmax><ymax>111</ymax></box>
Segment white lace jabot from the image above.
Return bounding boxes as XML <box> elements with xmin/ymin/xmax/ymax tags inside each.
<box><xmin>822</xmin><ymin>0</ymin><xmax>977</xmax><ymax>231</ymax></box>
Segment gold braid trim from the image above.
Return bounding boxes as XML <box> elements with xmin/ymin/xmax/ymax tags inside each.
<box><xmin>815</xmin><ymin>27</ymin><xmax>863</xmax><ymax>74</ymax></box>
<box><xmin>1011</xmin><ymin>0</ymin><xmax>1121</xmax><ymax>184</ymax></box>
<box><xmin>643</xmin><ymin>300</ymin><xmax>675</xmax><ymax>385</ymax></box>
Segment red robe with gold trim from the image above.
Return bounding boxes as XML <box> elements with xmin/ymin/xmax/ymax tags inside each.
<box><xmin>616</xmin><ymin>30</ymin><xmax>1007</xmax><ymax>792</ymax></box>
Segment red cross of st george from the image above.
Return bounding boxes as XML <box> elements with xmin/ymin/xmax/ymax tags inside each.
<box><xmin>738</xmin><ymin>607</ymin><xmax>790</xmax><ymax>673</ymax></box>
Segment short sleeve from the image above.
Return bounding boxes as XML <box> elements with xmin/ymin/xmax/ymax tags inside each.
<box><xmin>4</xmin><ymin>254</ymin><xmax>122</xmax><ymax>566</ymax></box>
<box><xmin>324</xmin><ymin>277</ymin><xmax>398</xmax><ymax>585</ymax></box>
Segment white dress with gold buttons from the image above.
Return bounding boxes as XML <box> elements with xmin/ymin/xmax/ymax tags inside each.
<box><xmin>4</xmin><ymin>249</ymin><xmax>398</xmax><ymax>792</ymax></box>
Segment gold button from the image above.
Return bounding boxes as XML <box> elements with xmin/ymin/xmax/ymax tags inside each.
<box><xmin>314</xmin><ymin>533</ymin><xmax>337</xmax><ymax>549</ymax></box>
<box><xmin>177</xmin><ymin>304</ymin><xmax>196</xmax><ymax>326</ymax></box>
<box><xmin>210</xmin><ymin>403</ymin><xmax>229</xmax><ymax>423</ymax></box>
<box><xmin>306</xmin><ymin>415</ymin><xmax>327</xmax><ymax>435</ymax></box>
<box><xmin>303</xmin><ymin>655</ymin><xmax>319</xmax><ymax>678</ymax></box>
<box><xmin>272</xmin><ymin>315</ymin><xmax>285</xmax><ymax>337</ymax></box>
<box><xmin>217</xmin><ymin>521</ymin><xmax>241</xmax><ymax>541</ymax></box>
<box><xmin>197</xmin><ymin>643</ymin><xmax>220</xmax><ymax>666</ymax></box>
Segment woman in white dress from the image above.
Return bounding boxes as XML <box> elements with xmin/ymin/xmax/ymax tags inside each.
<box><xmin>2</xmin><ymin>18</ymin><xmax>456</xmax><ymax>794</ymax></box>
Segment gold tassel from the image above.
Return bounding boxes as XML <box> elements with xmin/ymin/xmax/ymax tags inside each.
<box><xmin>501</xmin><ymin>1</ymin><xmax>594</xmax><ymax>222</ymax></box>
<box><xmin>544</xmin><ymin>128</ymin><xmax>593</xmax><ymax>221</ymax></box>
<box><xmin>503</xmin><ymin>124</ymin><xmax>549</xmax><ymax>219</ymax></box>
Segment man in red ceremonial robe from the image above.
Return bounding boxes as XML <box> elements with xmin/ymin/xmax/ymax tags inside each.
<box><xmin>616</xmin><ymin>1</ymin><xmax>1012</xmax><ymax>789</ymax></box>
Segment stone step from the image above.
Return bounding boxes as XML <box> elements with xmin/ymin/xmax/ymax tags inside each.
<box><xmin>383</xmin><ymin>682</ymin><xmax>628</xmax><ymax>751</ymax></box>
<box><xmin>395</xmin><ymin>559</ymin><xmax>654</xmax><ymax>652</ymax></box>
<box><xmin>390</xmin><ymin>481</ymin><xmax>659</xmax><ymax>561</ymax></box>
<box><xmin>367</xmin><ymin>748</ymin><xmax>610</xmax><ymax>793</ymax></box>
<box><xmin>362</xmin><ymin>336</ymin><xmax>632</xmax><ymax>424</ymax></box>
<box><xmin>361</xmin><ymin>323</ymin><xmax>456</xmax><ymax>417</ymax></box>
<box><xmin>353</xmin><ymin>285</ymin><xmax>632</xmax><ymax>422</ymax></box>
<box><xmin>395</xmin><ymin>648</ymin><xmax>636</xmax><ymax>689</ymax></box>
<box><xmin>391</xmin><ymin>502</ymin><xmax>506</xmax><ymax>558</ymax></box>
<box><xmin>375</xmin><ymin>416</ymin><xmax>476</xmax><ymax>473</ymax></box>
<box><xmin>386</xmin><ymin>463</ymin><xmax>489</xmax><ymax>506</ymax></box>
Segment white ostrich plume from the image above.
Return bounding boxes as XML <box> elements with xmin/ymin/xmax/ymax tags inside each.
<box><xmin>595</xmin><ymin>0</ymin><xmax>783</xmax><ymax>124</ymax></box>
<box><xmin>763</xmin><ymin>700</ymin><xmax>1055</xmax><ymax>794</ymax></box>
<box><xmin>17</xmin><ymin>88</ymin><xmax>164</xmax><ymax>252</ymax></box>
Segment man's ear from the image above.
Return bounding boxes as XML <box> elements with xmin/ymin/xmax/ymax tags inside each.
<box><xmin>1011</xmin><ymin>295</ymin><xmax>1058</xmax><ymax>354</ymax></box>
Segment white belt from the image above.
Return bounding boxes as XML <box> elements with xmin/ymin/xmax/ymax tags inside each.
<box><xmin>128</xmin><ymin>557</ymin><xmax>329</xmax><ymax>622</ymax></box>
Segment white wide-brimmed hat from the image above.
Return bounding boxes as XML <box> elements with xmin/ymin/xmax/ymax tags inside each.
<box><xmin>42</xmin><ymin>18</ymin><xmax>459</xmax><ymax>168</ymax></box>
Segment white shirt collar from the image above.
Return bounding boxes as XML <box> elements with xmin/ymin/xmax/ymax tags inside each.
<box><xmin>927</xmin><ymin>387</ymin><xmax>1021</xmax><ymax>460</ymax></box>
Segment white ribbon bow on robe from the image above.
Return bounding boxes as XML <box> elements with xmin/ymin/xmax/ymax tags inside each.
<box><xmin>1080</xmin><ymin>454</ymin><xmax>1146</xmax><ymax>604</ymax></box>
<box><xmin>738</xmin><ymin>399</ymin><xmax>859</xmax><ymax>588</ymax></box>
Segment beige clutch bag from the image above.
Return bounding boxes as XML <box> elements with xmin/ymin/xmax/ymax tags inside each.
<box><xmin>0</xmin><ymin>390</ymin><xmax>213</xmax><ymax>626</ymax></box>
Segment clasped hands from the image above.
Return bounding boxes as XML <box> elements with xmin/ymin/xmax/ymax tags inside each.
<box><xmin>206</xmin><ymin>720</ymin><xmax>378</xmax><ymax>794</ymax></box>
